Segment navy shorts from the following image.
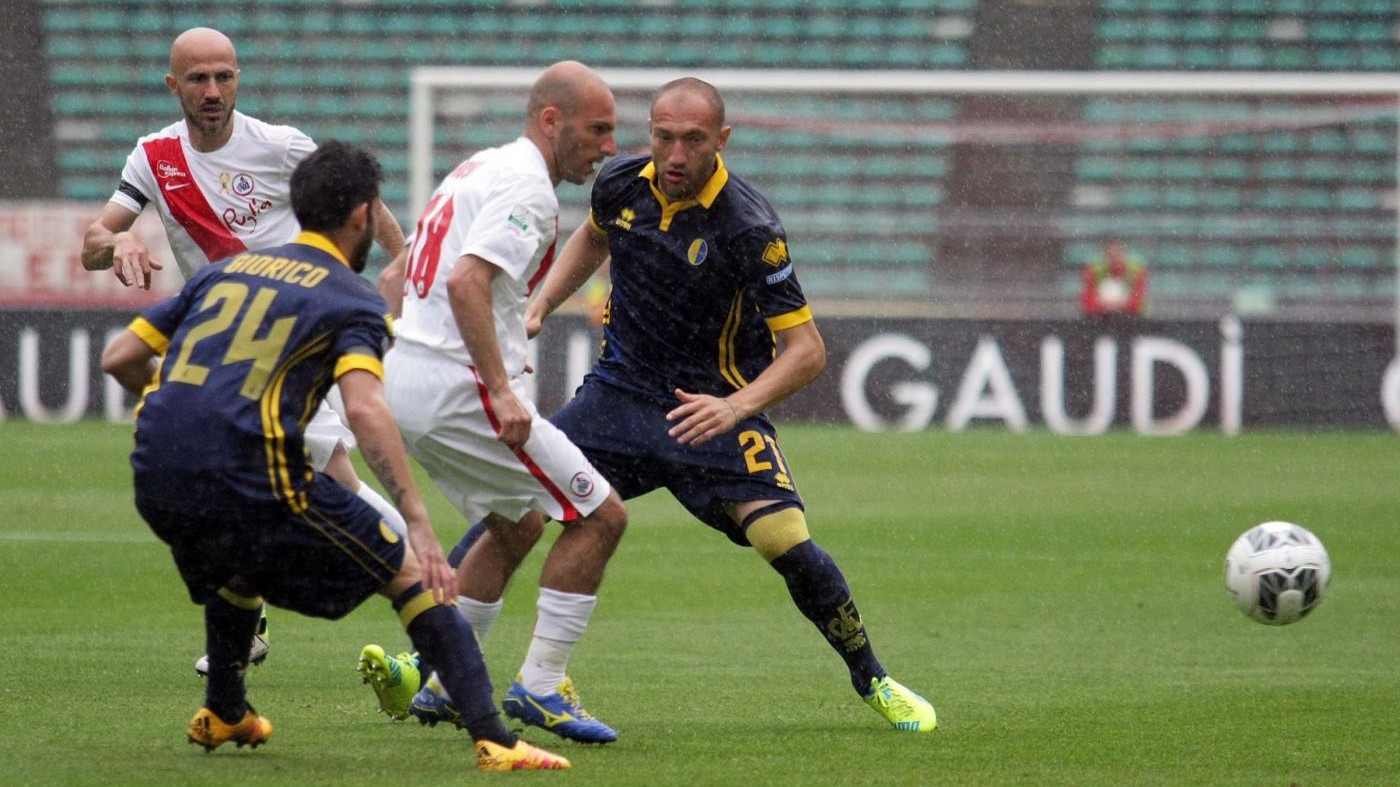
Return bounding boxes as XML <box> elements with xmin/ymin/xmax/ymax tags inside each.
<box><xmin>551</xmin><ymin>378</ymin><xmax>804</xmax><ymax>546</ymax></box>
<box><xmin>135</xmin><ymin>472</ymin><xmax>405</xmax><ymax>620</ymax></box>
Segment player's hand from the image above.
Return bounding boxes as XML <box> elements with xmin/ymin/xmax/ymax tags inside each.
<box><xmin>524</xmin><ymin>307</ymin><xmax>545</xmax><ymax>339</ymax></box>
<box><xmin>667</xmin><ymin>388</ymin><xmax>743</xmax><ymax>446</ymax></box>
<box><xmin>407</xmin><ymin>524</ymin><xmax>454</xmax><ymax>604</ymax></box>
<box><xmin>111</xmin><ymin>232</ymin><xmax>163</xmax><ymax>290</ymax></box>
<box><xmin>490</xmin><ymin>388</ymin><xmax>533</xmax><ymax>450</ymax></box>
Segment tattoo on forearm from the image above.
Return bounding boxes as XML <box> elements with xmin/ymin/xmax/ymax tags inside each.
<box><xmin>362</xmin><ymin>446</ymin><xmax>407</xmax><ymax>505</ymax></box>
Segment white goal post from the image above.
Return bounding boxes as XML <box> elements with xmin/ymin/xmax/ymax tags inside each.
<box><xmin>409</xmin><ymin>68</ymin><xmax>1400</xmax><ymax>332</ymax></box>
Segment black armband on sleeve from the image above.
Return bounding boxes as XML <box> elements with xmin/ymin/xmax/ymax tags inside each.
<box><xmin>117</xmin><ymin>180</ymin><xmax>149</xmax><ymax>209</ymax></box>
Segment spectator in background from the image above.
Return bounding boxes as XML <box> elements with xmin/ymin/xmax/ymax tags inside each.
<box><xmin>1081</xmin><ymin>239</ymin><xmax>1148</xmax><ymax>318</ymax></box>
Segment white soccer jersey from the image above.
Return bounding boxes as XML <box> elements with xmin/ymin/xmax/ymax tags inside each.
<box><xmin>394</xmin><ymin>137</ymin><xmax>560</xmax><ymax>373</ymax></box>
<box><xmin>110</xmin><ymin>111</ymin><xmax>315</xmax><ymax>279</ymax></box>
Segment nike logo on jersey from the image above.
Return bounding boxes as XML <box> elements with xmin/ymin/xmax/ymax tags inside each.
<box><xmin>164</xmin><ymin>182</ymin><xmax>190</xmax><ymax>192</ymax></box>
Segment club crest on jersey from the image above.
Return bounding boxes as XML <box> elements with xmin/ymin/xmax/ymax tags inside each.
<box><xmin>687</xmin><ymin>238</ymin><xmax>708</xmax><ymax>266</ymax></box>
<box><xmin>157</xmin><ymin>160</ymin><xmax>187</xmax><ymax>180</ymax></box>
<box><xmin>231</xmin><ymin>173</ymin><xmax>256</xmax><ymax>197</ymax></box>
<box><xmin>569</xmin><ymin>472</ymin><xmax>595</xmax><ymax>498</ymax></box>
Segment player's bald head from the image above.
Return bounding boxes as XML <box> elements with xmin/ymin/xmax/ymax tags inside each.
<box><xmin>651</xmin><ymin>78</ymin><xmax>726</xmax><ymax>130</ymax></box>
<box><xmin>169</xmin><ymin>27</ymin><xmax>237</xmax><ymax>75</ymax></box>
<box><xmin>527</xmin><ymin>61</ymin><xmax>609</xmax><ymax>120</ymax></box>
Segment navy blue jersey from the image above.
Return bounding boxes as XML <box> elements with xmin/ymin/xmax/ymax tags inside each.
<box><xmin>587</xmin><ymin>153</ymin><xmax>812</xmax><ymax>404</ymax></box>
<box><xmin>129</xmin><ymin>232</ymin><xmax>392</xmax><ymax>510</ymax></box>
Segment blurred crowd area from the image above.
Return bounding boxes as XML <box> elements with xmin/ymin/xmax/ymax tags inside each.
<box><xmin>3</xmin><ymin>0</ymin><xmax>1398</xmax><ymax>321</ymax></box>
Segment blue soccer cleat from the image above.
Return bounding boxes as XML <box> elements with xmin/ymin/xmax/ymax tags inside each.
<box><xmin>408</xmin><ymin>673</ymin><xmax>462</xmax><ymax>728</ymax></box>
<box><xmin>502</xmin><ymin>676</ymin><xmax>617</xmax><ymax>744</ymax></box>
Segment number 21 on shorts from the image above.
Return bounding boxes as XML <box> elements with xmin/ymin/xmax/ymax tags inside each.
<box><xmin>738</xmin><ymin>429</ymin><xmax>796</xmax><ymax>492</ymax></box>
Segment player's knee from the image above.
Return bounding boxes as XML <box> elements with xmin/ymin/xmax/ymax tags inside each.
<box><xmin>742</xmin><ymin>504</ymin><xmax>811</xmax><ymax>563</ymax></box>
<box><xmin>584</xmin><ymin>494</ymin><xmax>627</xmax><ymax>544</ymax></box>
<box><xmin>485</xmin><ymin>512</ymin><xmax>544</xmax><ymax>563</ymax></box>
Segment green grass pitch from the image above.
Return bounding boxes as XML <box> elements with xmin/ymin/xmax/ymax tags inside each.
<box><xmin>2</xmin><ymin>420</ymin><xmax>1397</xmax><ymax>786</ymax></box>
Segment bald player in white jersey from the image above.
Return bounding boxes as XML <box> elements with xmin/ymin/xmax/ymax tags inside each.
<box><xmin>81</xmin><ymin>27</ymin><xmax>409</xmax><ymax>673</ymax></box>
<box><xmin>356</xmin><ymin>61</ymin><xmax>628</xmax><ymax>745</ymax></box>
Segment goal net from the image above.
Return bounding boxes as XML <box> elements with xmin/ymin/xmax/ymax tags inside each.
<box><xmin>409</xmin><ymin>68</ymin><xmax>1400</xmax><ymax>329</ymax></box>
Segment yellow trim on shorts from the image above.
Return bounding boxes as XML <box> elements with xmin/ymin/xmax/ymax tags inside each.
<box><xmin>216</xmin><ymin>587</ymin><xmax>265</xmax><ymax>610</ymax></box>
<box><xmin>746</xmin><ymin>507</ymin><xmax>811</xmax><ymax>562</ymax></box>
<box><xmin>397</xmin><ymin>591</ymin><xmax>441</xmax><ymax>629</ymax></box>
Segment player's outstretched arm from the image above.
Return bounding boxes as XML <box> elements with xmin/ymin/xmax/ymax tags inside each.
<box><xmin>667</xmin><ymin>320</ymin><xmax>827</xmax><ymax>446</ymax></box>
<box><xmin>82</xmin><ymin>203</ymin><xmax>164</xmax><ymax>290</ymax></box>
<box><xmin>378</xmin><ymin>249</ymin><xmax>407</xmax><ymax>318</ymax></box>
<box><xmin>337</xmin><ymin>368</ymin><xmax>454</xmax><ymax>601</ymax></box>
<box><xmin>524</xmin><ymin>221</ymin><xmax>610</xmax><ymax>338</ymax></box>
<box><xmin>371</xmin><ymin>198</ymin><xmax>406</xmax><ymax>260</ymax></box>
<box><xmin>100</xmin><ymin>329</ymin><xmax>159</xmax><ymax>395</ymax></box>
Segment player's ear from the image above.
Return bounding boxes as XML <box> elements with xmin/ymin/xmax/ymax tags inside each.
<box><xmin>164</xmin><ymin>73</ymin><xmax>178</xmax><ymax>95</ymax></box>
<box><xmin>539</xmin><ymin>106</ymin><xmax>561</xmax><ymax>139</ymax></box>
<box><xmin>348</xmin><ymin>201</ymin><xmax>371</xmax><ymax>233</ymax></box>
<box><xmin>716</xmin><ymin>125</ymin><xmax>732</xmax><ymax>152</ymax></box>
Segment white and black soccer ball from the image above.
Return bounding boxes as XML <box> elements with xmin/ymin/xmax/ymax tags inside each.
<box><xmin>1224</xmin><ymin>521</ymin><xmax>1330</xmax><ymax>626</ymax></box>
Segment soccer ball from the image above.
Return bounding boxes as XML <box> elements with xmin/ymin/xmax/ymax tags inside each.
<box><xmin>1224</xmin><ymin>521</ymin><xmax>1330</xmax><ymax>625</ymax></box>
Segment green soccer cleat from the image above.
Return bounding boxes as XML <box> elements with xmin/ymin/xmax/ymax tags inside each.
<box><xmin>357</xmin><ymin>644</ymin><xmax>421</xmax><ymax>720</ymax></box>
<box><xmin>863</xmin><ymin>675</ymin><xmax>936</xmax><ymax>733</ymax></box>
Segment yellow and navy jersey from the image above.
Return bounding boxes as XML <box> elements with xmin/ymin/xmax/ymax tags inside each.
<box><xmin>587</xmin><ymin>153</ymin><xmax>812</xmax><ymax>404</ymax></box>
<box><xmin>128</xmin><ymin>231</ymin><xmax>392</xmax><ymax>509</ymax></box>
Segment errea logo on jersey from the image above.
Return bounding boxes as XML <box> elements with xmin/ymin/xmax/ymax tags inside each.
<box><xmin>761</xmin><ymin>238</ymin><xmax>789</xmax><ymax>267</ymax></box>
<box><xmin>614</xmin><ymin>207</ymin><xmax>635</xmax><ymax>231</ymax></box>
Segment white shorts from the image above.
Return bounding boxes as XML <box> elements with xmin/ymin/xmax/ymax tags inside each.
<box><xmin>305</xmin><ymin>392</ymin><xmax>355</xmax><ymax>471</ymax></box>
<box><xmin>384</xmin><ymin>343</ymin><xmax>611</xmax><ymax>525</ymax></box>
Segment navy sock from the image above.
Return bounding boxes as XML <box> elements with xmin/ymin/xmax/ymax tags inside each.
<box><xmin>396</xmin><ymin>586</ymin><xmax>515</xmax><ymax>746</ymax></box>
<box><xmin>409</xmin><ymin>522</ymin><xmax>489</xmax><ymax>689</ymax></box>
<box><xmin>769</xmin><ymin>540</ymin><xmax>886</xmax><ymax>695</ymax></box>
<box><xmin>448</xmin><ymin>520</ymin><xmax>490</xmax><ymax>568</ymax></box>
<box><xmin>203</xmin><ymin>596</ymin><xmax>262</xmax><ymax>722</ymax></box>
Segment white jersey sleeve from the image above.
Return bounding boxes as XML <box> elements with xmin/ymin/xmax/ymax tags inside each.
<box><xmin>458</xmin><ymin>173</ymin><xmax>558</xmax><ymax>282</ymax></box>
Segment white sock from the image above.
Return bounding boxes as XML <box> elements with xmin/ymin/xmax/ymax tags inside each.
<box><xmin>456</xmin><ymin>596</ymin><xmax>504</xmax><ymax>644</ymax></box>
<box><xmin>355</xmin><ymin>482</ymin><xmax>407</xmax><ymax>538</ymax></box>
<box><xmin>519</xmin><ymin>588</ymin><xmax>597</xmax><ymax>695</ymax></box>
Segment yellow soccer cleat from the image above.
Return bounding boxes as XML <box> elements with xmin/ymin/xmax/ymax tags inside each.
<box><xmin>863</xmin><ymin>676</ymin><xmax>937</xmax><ymax>733</ymax></box>
<box><xmin>187</xmin><ymin>706</ymin><xmax>274</xmax><ymax>752</ymax></box>
<box><xmin>357</xmin><ymin>644</ymin><xmax>421</xmax><ymax>720</ymax></box>
<box><xmin>475</xmin><ymin>739</ymin><xmax>572</xmax><ymax>771</ymax></box>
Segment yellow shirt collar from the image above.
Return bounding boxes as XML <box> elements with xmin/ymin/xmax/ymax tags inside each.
<box><xmin>639</xmin><ymin>154</ymin><xmax>729</xmax><ymax>210</ymax></box>
<box><xmin>293</xmin><ymin>230</ymin><xmax>351</xmax><ymax>268</ymax></box>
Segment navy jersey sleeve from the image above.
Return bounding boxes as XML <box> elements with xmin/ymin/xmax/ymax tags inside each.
<box><xmin>329</xmin><ymin>299</ymin><xmax>393</xmax><ymax>379</ymax></box>
<box><xmin>732</xmin><ymin>223</ymin><xmax>811</xmax><ymax>329</ymax></box>
<box><xmin>589</xmin><ymin>154</ymin><xmax>647</xmax><ymax>231</ymax></box>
